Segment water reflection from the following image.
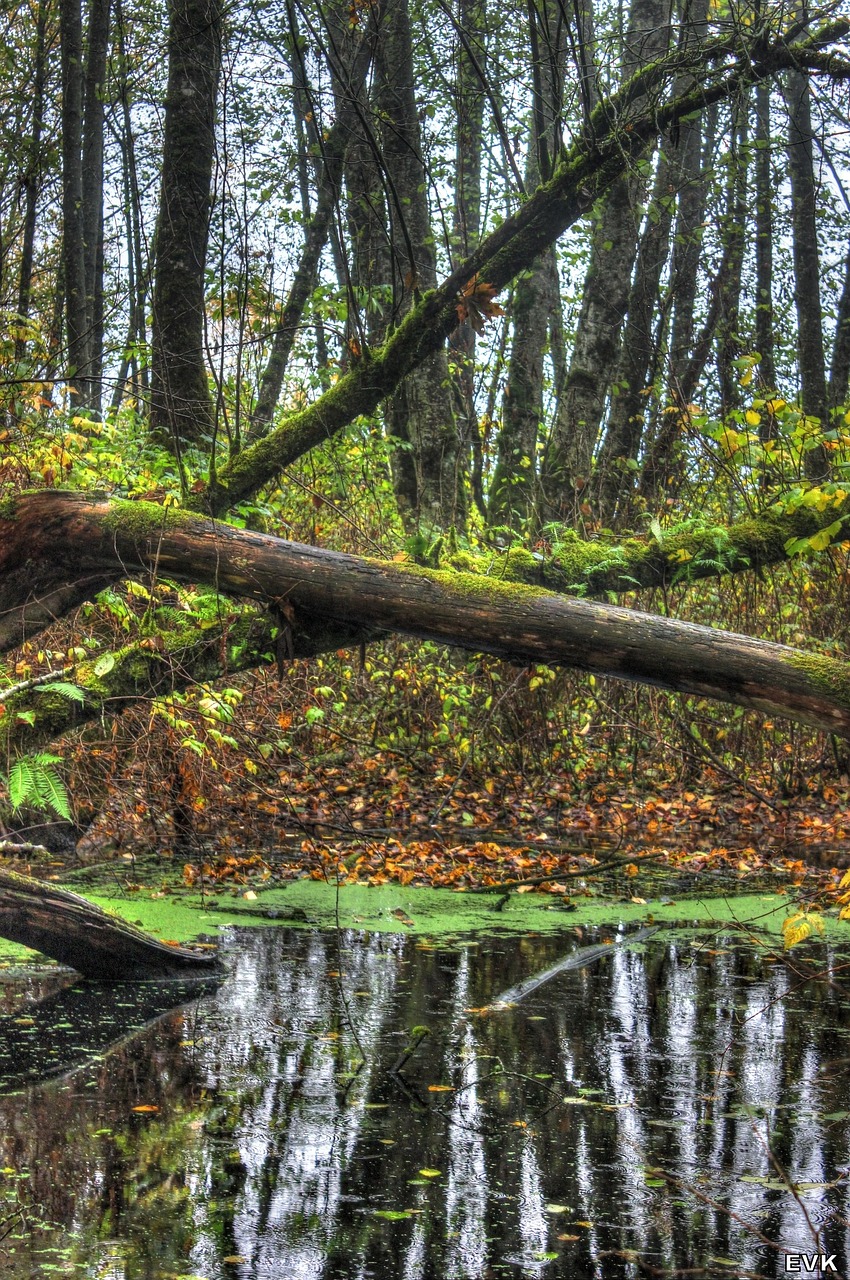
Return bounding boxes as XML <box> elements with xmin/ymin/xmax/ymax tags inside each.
<box><xmin>0</xmin><ymin>926</ymin><xmax>849</xmax><ymax>1278</ymax></box>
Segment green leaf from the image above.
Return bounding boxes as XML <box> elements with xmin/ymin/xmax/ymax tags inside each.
<box><xmin>94</xmin><ymin>653</ymin><xmax>116</xmax><ymax>676</ymax></box>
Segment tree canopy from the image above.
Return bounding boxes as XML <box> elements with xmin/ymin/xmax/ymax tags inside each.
<box><xmin>1</xmin><ymin>0</ymin><xmax>850</xmax><ymax>832</ymax></box>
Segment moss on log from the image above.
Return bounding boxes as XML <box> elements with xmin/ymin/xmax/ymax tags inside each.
<box><xmin>450</xmin><ymin>506</ymin><xmax>850</xmax><ymax>596</ymax></box>
<box><xmin>0</xmin><ymin>866</ymin><xmax>218</xmax><ymax>979</ymax></box>
<box><xmin>2</xmin><ymin>491</ymin><xmax>850</xmax><ymax>739</ymax></box>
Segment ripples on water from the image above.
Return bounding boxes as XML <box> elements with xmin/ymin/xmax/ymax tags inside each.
<box><xmin>0</xmin><ymin>926</ymin><xmax>848</xmax><ymax>1278</ymax></box>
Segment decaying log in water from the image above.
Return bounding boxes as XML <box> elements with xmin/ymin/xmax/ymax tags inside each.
<box><xmin>0</xmin><ymin>867</ymin><xmax>219</xmax><ymax>979</ymax></box>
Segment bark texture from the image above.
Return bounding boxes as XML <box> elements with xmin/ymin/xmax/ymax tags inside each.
<box><xmin>785</xmin><ymin>68</ymin><xmax>829</xmax><ymax>479</ymax></box>
<box><xmin>60</xmin><ymin>0</ymin><xmax>90</xmax><ymax>405</ymax></box>
<box><xmin>376</xmin><ymin>0</ymin><xmax>461</xmax><ymax>529</ymax></box>
<box><xmin>150</xmin><ymin>0</ymin><xmax>222</xmax><ymax>446</ymax></box>
<box><xmin>539</xmin><ymin>0</ymin><xmax>671</xmax><ymax>523</ymax></box>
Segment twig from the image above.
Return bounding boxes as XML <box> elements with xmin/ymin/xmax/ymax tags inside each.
<box><xmin>0</xmin><ymin>842</ymin><xmax>52</xmax><ymax>859</ymax></box>
<box><xmin>0</xmin><ymin>669</ymin><xmax>73</xmax><ymax>700</ymax></box>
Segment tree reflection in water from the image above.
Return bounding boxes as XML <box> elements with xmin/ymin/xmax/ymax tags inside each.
<box><xmin>0</xmin><ymin>926</ymin><xmax>848</xmax><ymax>1278</ymax></box>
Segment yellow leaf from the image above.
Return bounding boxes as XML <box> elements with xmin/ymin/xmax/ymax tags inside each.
<box><xmin>745</xmin><ymin>409</ymin><xmax>761</xmax><ymax>427</ymax></box>
<box><xmin>244</xmin><ymin>758</ymin><xmax>258</xmax><ymax>775</ymax></box>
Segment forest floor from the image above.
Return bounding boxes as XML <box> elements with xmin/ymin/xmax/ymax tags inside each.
<box><xmin>16</xmin><ymin>751</ymin><xmax>850</xmax><ymax>936</ymax></box>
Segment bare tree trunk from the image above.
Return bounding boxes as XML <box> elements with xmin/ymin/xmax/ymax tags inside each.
<box><xmin>829</xmin><ymin>243</ymin><xmax>850</xmax><ymax>411</ymax></box>
<box><xmin>60</xmin><ymin>0</ymin><xmax>91</xmax><ymax>406</ymax></box>
<box><xmin>489</xmin><ymin>0</ymin><xmax>565</xmax><ymax>528</ymax></box>
<box><xmin>594</xmin><ymin>150</ymin><xmax>674</xmax><ymax>527</ymax></box>
<box><xmin>754</xmin><ymin>81</ymin><xmax>777</xmax><ymax>394</ymax></box>
<box><xmin>247</xmin><ymin>19</ymin><xmax>376</xmax><ymax>440</ymax></box>
<box><xmin>376</xmin><ymin>0</ymin><xmax>462</xmax><ymax>530</ymax></box>
<box><xmin>14</xmin><ymin>0</ymin><xmax>49</xmax><ymax>365</ymax></box>
<box><xmin>785</xmin><ymin>68</ymin><xmax>829</xmax><ymax>479</ymax></box>
<box><xmin>449</xmin><ymin>0</ymin><xmax>486</xmax><ymax>514</ymax></box>
<box><xmin>82</xmin><ymin>0</ymin><xmax>109</xmax><ymax>415</ymax></box>
<box><xmin>110</xmin><ymin>0</ymin><xmax>149</xmax><ymax>413</ymax></box>
<box><xmin>539</xmin><ymin>0</ymin><xmax>673</xmax><ymax>526</ymax></box>
<box><xmin>150</xmin><ymin>0</ymin><xmax>222</xmax><ymax>447</ymax></box>
<box><xmin>715</xmin><ymin>102</ymin><xmax>748</xmax><ymax>416</ymax></box>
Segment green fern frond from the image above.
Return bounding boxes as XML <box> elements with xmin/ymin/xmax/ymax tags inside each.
<box><xmin>36</xmin><ymin>681</ymin><xmax>87</xmax><ymax>704</ymax></box>
<box><xmin>7</xmin><ymin>753</ymin><xmax>71</xmax><ymax>820</ymax></box>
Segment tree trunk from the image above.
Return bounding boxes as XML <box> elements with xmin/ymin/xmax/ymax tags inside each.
<box><xmin>449</xmin><ymin>0</ymin><xmax>486</xmax><ymax>510</ymax></box>
<box><xmin>829</xmin><ymin>243</ymin><xmax>850</xmax><ymax>411</ymax></box>
<box><xmin>0</xmin><ymin>867</ymin><xmax>218</xmax><ymax>978</ymax></box>
<box><xmin>150</xmin><ymin>0</ymin><xmax>222</xmax><ymax>447</ymax></box>
<box><xmin>489</xmin><ymin>0</ymin><xmax>564</xmax><ymax>529</ymax></box>
<box><xmin>60</xmin><ymin>0</ymin><xmax>91</xmax><ymax>407</ymax></box>
<box><xmin>715</xmin><ymin>101</ymin><xmax>748</xmax><ymax>416</ymax></box>
<box><xmin>82</xmin><ymin>0</ymin><xmax>110</xmax><ymax>415</ymax></box>
<box><xmin>247</xmin><ymin>20</ymin><xmax>376</xmax><ymax>441</ymax></box>
<box><xmin>785</xmin><ymin>68</ymin><xmax>829</xmax><ymax>479</ymax></box>
<box><xmin>115</xmin><ymin>0</ymin><xmax>149</xmax><ymax>410</ymax></box>
<box><xmin>754</xmin><ymin>80</ymin><xmax>777</xmax><ymax>394</ymax></box>
<box><xmin>3</xmin><ymin>491</ymin><xmax>850</xmax><ymax>739</ymax></box>
<box><xmin>594</xmin><ymin>149</ymin><xmax>674</xmax><ymax>527</ymax></box>
<box><xmin>376</xmin><ymin>0</ymin><xmax>462</xmax><ymax>530</ymax></box>
<box><xmin>14</xmin><ymin>0</ymin><xmax>49</xmax><ymax>365</ymax></box>
<box><xmin>539</xmin><ymin>0</ymin><xmax>672</xmax><ymax>525</ymax></box>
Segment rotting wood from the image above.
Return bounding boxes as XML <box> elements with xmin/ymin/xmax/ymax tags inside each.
<box><xmin>0</xmin><ymin>867</ymin><xmax>219</xmax><ymax>979</ymax></box>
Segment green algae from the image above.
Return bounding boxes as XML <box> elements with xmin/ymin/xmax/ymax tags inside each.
<box><xmin>0</xmin><ymin>877</ymin><xmax>845</xmax><ymax>971</ymax></box>
<box><xmin>78</xmin><ymin>883</ymin><xmax>839</xmax><ymax>942</ymax></box>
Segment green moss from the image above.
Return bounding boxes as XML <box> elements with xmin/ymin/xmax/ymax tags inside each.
<box><xmin>501</xmin><ymin>547</ymin><xmax>538</xmax><ymax>582</ymax></box>
<box><xmin>0</xmin><ymin>495</ymin><xmax>19</xmax><ymax>520</ymax></box>
<box><xmin>390</xmin><ymin>560</ymin><xmax>552</xmax><ymax>606</ymax></box>
<box><xmin>786</xmin><ymin>651</ymin><xmax>850</xmax><ymax>710</ymax></box>
<box><xmin>102</xmin><ymin>499</ymin><xmax>196</xmax><ymax>540</ymax></box>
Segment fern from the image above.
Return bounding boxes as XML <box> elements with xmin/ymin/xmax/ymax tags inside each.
<box><xmin>7</xmin><ymin>753</ymin><xmax>71</xmax><ymax>820</ymax></box>
<box><xmin>36</xmin><ymin>681</ymin><xmax>86</xmax><ymax>704</ymax></box>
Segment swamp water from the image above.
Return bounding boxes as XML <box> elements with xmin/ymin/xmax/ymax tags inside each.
<box><xmin>0</xmin><ymin>925</ymin><xmax>849</xmax><ymax>1278</ymax></box>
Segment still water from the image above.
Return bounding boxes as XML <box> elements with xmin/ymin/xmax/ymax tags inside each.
<box><xmin>0</xmin><ymin>925</ymin><xmax>848</xmax><ymax>1279</ymax></box>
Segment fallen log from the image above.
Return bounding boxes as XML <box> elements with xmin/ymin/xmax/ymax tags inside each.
<box><xmin>0</xmin><ymin>867</ymin><xmax>219</xmax><ymax>979</ymax></box>
<box><xmin>2</xmin><ymin>490</ymin><xmax>849</xmax><ymax>739</ymax></box>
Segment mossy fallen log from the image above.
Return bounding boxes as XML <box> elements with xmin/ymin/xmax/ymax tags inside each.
<box><xmin>2</xmin><ymin>490</ymin><xmax>850</xmax><ymax>739</ymax></box>
<box><xmin>0</xmin><ymin>867</ymin><xmax>219</xmax><ymax>979</ymax></box>
<box><xmin>452</xmin><ymin>506</ymin><xmax>850</xmax><ymax>596</ymax></box>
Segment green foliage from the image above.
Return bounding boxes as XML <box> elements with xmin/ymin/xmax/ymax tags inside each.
<box><xmin>36</xmin><ymin>680</ymin><xmax>86</xmax><ymax>704</ymax></box>
<box><xmin>6</xmin><ymin>753</ymin><xmax>71</xmax><ymax>820</ymax></box>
